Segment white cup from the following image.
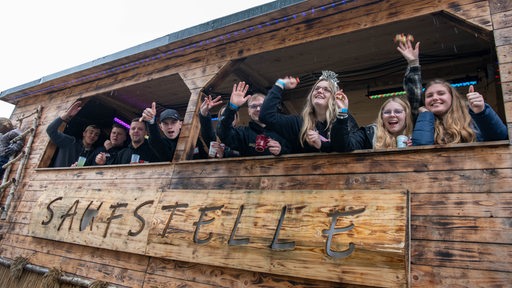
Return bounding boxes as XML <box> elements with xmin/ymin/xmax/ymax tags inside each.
<box><xmin>209</xmin><ymin>141</ymin><xmax>218</xmax><ymax>158</ymax></box>
<box><xmin>397</xmin><ymin>135</ymin><xmax>408</xmax><ymax>148</ymax></box>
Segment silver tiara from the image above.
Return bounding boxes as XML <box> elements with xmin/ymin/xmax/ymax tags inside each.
<box><xmin>319</xmin><ymin>70</ymin><xmax>340</xmax><ymax>85</ymax></box>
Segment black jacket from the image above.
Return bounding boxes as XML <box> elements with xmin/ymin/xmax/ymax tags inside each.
<box><xmin>331</xmin><ymin>117</ymin><xmax>375</xmax><ymax>152</ymax></box>
<box><xmin>259</xmin><ymin>84</ymin><xmax>359</xmax><ymax>153</ymax></box>
<box><xmin>147</xmin><ymin>122</ymin><xmax>178</xmax><ymax>161</ymax></box>
<box><xmin>113</xmin><ymin>140</ymin><xmax>160</xmax><ymax>164</ymax></box>
<box><xmin>216</xmin><ymin>105</ymin><xmax>291</xmax><ymax>156</ymax></box>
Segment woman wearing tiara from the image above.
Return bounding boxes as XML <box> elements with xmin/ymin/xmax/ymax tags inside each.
<box><xmin>259</xmin><ymin>71</ymin><xmax>359</xmax><ymax>153</ymax></box>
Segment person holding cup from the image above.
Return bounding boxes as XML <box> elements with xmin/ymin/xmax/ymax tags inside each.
<box><xmin>216</xmin><ymin>82</ymin><xmax>291</xmax><ymax>156</ymax></box>
<box><xmin>89</xmin><ymin>123</ymin><xmax>128</xmax><ymax>166</ymax></box>
<box><xmin>194</xmin><ymin>96</ymin><xmax>240</xmax><ymax>159</ymax></box>
<box><xmin>96</xmin><ymin>119</ymin><xmax>158</xmax><ymax>165</ymax></box>
<box><xmin>331</xmin><ymin>96</ymin><xmax>413</xmax><ymax>151</ymax></box>
<box><xmin>46</xmin><ymin>101</ymin><xmax>101</xmax><ymax>167</ymax></box>
<box><xmin>259</xmin><ymin>71</ymin><xmax>360</xmax><ymax>154</ymax></box>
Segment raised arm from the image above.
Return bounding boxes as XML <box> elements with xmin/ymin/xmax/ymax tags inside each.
<box><xmin>398</xmin><ymin>37</ymin><xmax>423</xmax><ymax>124</ymax></box>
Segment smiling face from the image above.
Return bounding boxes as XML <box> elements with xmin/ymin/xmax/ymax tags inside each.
<box><xmin>311</xmin><ymin>80</ymin><xmax>333</xmax><ymax>109</ymax></box>
<box><xmin>381</xmin><ymin>100</ymin><xmax>407</xmax><ymax>137</ymax></box>
<box><xmin>129</xmin><ymin>121</ymin><xmax>147</xmax><ymax>145</ymax></box>
<box><xmin>424</xmin><ymin>83</ymin><xmax>453</xmax><ymax>117</ymax></box>
<box><xmin>82</xmin><ymin>125</ymin><xmax>100</xmax><ymax>148</ymax></box>
<box><xmin>248</xmin><ymin>94</ymin><xmax>265</xmax><ymax>123</ymax></box>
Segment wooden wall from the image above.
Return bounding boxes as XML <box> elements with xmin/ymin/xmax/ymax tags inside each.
<box><xmin>1</xmin><ymin>0</ymin><xmax>511</xmax><ymax>287</ymax></box>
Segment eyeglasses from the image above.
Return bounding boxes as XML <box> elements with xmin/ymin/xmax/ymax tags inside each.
<box><xmin>382</xmin><ymin>109</ymin><xmax>404</xmax><ymax>116</ymax></box>
<box><xmin>248</xmin><ymin>104</ymin><xmax>262</xmax><ymax>110</ymax></box>
<box><xmin>314</xmin><ymin>85</ymin><xmax>332</xmax><ymax>94</ymax></box>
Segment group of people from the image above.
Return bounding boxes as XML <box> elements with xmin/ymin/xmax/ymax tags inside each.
<box><xmin>46</xmin><ymin>101</ymin><xmax>182</xmax><ymax>167</ymax></box>
<box><xmin>46</xmin><ymin>36</ymin><xmax>509</xmax><ymax>167</ymax></box>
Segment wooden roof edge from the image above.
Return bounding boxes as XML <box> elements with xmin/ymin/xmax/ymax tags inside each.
<box><xmin>0</xmin><ymin>0</ymin><xmax>306</xmax><ymax>102</ymax></box>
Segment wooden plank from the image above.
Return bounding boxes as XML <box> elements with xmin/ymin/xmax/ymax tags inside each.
<box><xmin>491</xmin><ymin>10</ymin><xmax>512</xmax><ymax>29</ymax></box>
<box><xmin>411</xmin><ymin>264</ymin><xmax>512</xmax><ymax>287</ymax></box>
<box><xmin>497</xmin><ymin>45</ymin><xmax>512</xmax><ymax>64</ymax></box>
<box><xmin>170</xmin><ymin>144</ymin><xmax>512</xmax><ymax>178</ymax></box>
<box><xmin>502</xmin><ymin>81</ymin><xmax>512</xmax><ymax>102</ymax></box>
<box><xmin>499</xmin><ymin>62</ymin><xmax>512</xmax><ymax>83</ymax></box>
<box><xmin>28</xmin><ymin>188</ymin><xmax>161</xmax><ymax>255</ymax></box>
<box><xmin>146</xmin><ymin>257</ymin><xmax>346</xmax><ymax>288</ymax></box>
<box><xmin>1</xmin><ymin>233</ymin><xmax>149</xmax><ymax>272</ymax></box>
<box><xmin>490</xmin><ymin>0</ymin><xmax>512</xmax><ymax>14</ymax></box>
<box><xmin>27</xmin><ymin>187</ymin><xmax>407</xmax><ymax>287</ymax></box>
<box><xmin>411</xmin><ymin>216</ymin><xmax>512</xmax><ymax>243</ymax></box>
<box><xmin>495</xmin><ymin>26</ymin><xmax>512</xmax><ymax>46</ymax></box>
<box><xmin>147</xmin><ymin>189</ymin><xmax>407</xmax><ymax>287</ymax></box>
<box><xmin>411</xmin><ymin>192</ymin><xmax>512</xmax><ymax>217</ymax></box>
<box><xmin>411</xmin><ymin>240</ymin><xmax>512</xmax><ymax>272</ymax></box>
<box><xmin>142</xmin><ymin>274</ymin><xmax>216</xmax><ymax>288</ymax></box>
<box><xmin>169</xmin><ymin>168</ymin><xmax>512</xmax><ymax>194</ymax></box>
<box><xmin>446</xmin><ymin>1</ymin><xmax>492</xmax><ymax>30</ymax></box>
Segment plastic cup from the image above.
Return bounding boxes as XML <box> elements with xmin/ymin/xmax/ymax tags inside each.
<box><xmin>397</xmin><ymin>135</ymin><xmax>408</xmax><ymax>148</ymax></box>
<box><xmin>77</xmin><ymin>156</ymin><xmax>87</xmax><ymax>167</ymax></box>
<box><xmin>130</xmin><ymin>154</ymin><xmax>140</xmax><ymax>164</ymax></box>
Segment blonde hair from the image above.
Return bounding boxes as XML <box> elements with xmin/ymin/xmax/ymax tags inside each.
<box><xmin>425</xmin><ymin>80</ymin><xmax>476</xmax><ymax>144</ymax></box>
<box><xmin>299</xmin><ymin>79</ymin><xmax>338</xmax><ymax>147</ymax></box>
<box><xmin>374</xmin><ymin>97</ymin><xmax>413</xmax><ymax>149</ymax></box>
<box><xmin>0</xmin><ymin>117</ymin><xmax>14</xmax><ymax>134</ymax></box>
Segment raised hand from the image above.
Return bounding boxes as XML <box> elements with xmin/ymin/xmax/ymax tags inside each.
<box><xmin>397</xmin><ymin>39</ymin><xmax>420</xmax><ymax>66</ymax></box>
<box><xmin>230</xmin><ymin>82</ymin><xmax>251</xmax><ymax>107</ymax></box>
<box><xmin>334</xmin><ymin>90</ymin><xmax>349</xmax><ymax>110</ymax></box>
<box><xmin>61</xmin><ymin>101</ymin><xmax>82</xmax><ymax>121</ymax></box>
<box><xmin>200</xmin><ymin>95</ymin><xmax>223</xmax><ymax>116</ymax></box>
<box><xmin>467</xmin><ymin>85</ymin><xmax>485</xmax><ymax>114</ymax></box>
<box><xmin>104</xmin><ymin>139</ymin><xmax>113</xmax><ymax>150</ymax></box>
<box><xmin>140</xmin><ymin>102</ymin><xmax>157</xmax><ymax>122</ymax></box>
<box><xmin>276</xmin><ymin>76</ymin><xmax>299</xmax><ymax>90</ymax></box>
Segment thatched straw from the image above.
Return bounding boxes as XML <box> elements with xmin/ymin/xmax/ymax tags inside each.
<box><xmin>42</xmin><ymin>267</ymin><xmax>62</xmax><ymax>288</ymax></box>
<box><xmin>9</xmin><ymin>256</ymin><xmax>28</xmax><ymax>280</ymax></box>
<box><xmin>88</xmin><ymin>280</ymin><xmax>109</xmax><ymax>288</ymax></box>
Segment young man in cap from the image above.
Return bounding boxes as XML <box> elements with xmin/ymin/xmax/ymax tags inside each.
<box><xmin>140</xmin><ymin>102</ymin><xmax>182</xmax><ymax>161</ymax></box>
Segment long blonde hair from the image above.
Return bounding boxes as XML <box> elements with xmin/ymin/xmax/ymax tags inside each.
<box><xmin>425</xmin><ymin>79</ymin><xmax>476</xmax><ymax>144</ymax></box>
<box><xmin>299</xmin><ymin>79</ymin><xmax>338</xmax><ymax>147</ymax></box>
<box><xmin>374</xmin><ymin>97</ymin><xmax>413</xmax><ymax>149</ymax></box>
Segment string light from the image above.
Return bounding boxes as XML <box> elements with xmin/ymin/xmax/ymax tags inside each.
<box><xmin>368</xmin><ymin>79</ymin><xmax>478</xmax><ymax>99</ymax></box>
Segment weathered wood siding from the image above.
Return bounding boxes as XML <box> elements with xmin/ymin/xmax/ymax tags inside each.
<box><xmin>0</xmin><ymin>0</ymin><xmax>511</xmax><ymax>287</ymax></box>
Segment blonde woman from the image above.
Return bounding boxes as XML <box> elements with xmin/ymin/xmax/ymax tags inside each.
<box><xmin>412</xmin><ymin>81</ymin><xmax>507</xmax><ymax>145</ymax></box>
<box><xmin>330</xmin><ymin>96</ymin><xmax>413</xmax><ymax>151</ymax></box>
<box><xmin>259</xmin><ymin>71</ymin><xmax>359</xmax><ymax>153</ymax></box>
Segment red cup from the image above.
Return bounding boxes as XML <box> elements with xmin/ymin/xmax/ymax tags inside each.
<box><xmin>255</xmin><ymin>135</ymin><xmax>269</xmax><ymax>152</ymax></box>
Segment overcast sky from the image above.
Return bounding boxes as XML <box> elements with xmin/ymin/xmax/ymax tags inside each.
<box><xmin>0</xmin><ymin>0</ymin><xmax>273</xmax><ymax>117</ymax></box>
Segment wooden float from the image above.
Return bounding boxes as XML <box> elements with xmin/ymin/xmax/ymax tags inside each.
<box><xmin>0</xmin><ymin>0</ymin><xmax>510</xmax><ymax>287</ymax></box>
